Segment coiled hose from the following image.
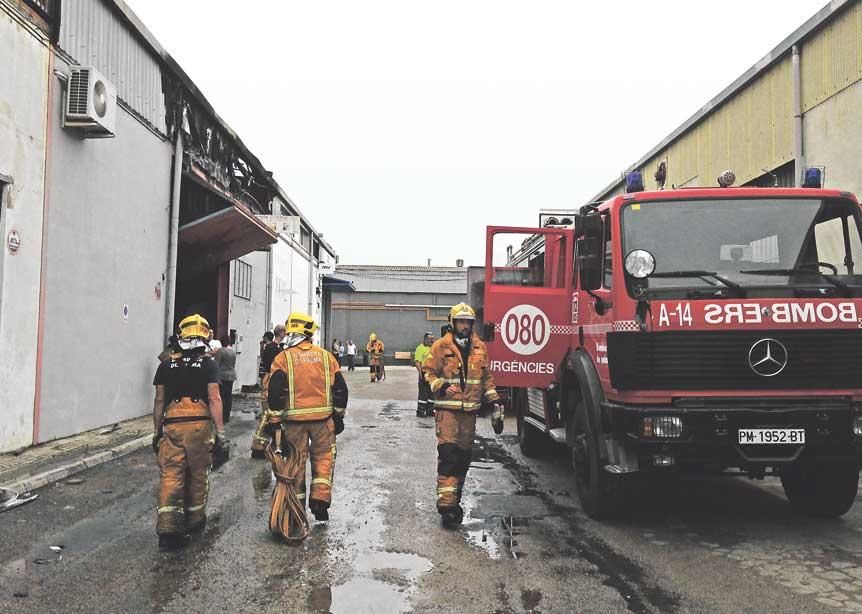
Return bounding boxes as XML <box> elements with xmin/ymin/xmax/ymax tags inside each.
<box><xmin>264</xmin><ymin>427</ymin><xmax>309</xmax><ymax>543</ymax></box>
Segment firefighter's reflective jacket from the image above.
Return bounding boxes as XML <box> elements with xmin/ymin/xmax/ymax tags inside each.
<box><xmin>422</xmin><ymin>332</ymin><xmax>499</xmax><ymax>412</ymax></box>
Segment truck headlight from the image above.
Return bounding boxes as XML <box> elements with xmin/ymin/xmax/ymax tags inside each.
<box><xmin>643</xmin><ymin>416</ymin><xmax>683</xmax><ymax>439</ymax></box>
<box><xmin>625</xmin><ymin>249</ymin><xmax>656</xmax><ymax>279</ymax></box>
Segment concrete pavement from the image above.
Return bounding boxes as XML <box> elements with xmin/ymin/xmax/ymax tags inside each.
<box><xmin>1</xmin><ymin>369</ymin><xmax>861</xmax><ymax>613</ymax></box>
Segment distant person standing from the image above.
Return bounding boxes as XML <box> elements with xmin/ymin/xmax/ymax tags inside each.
<box><xmin>215</xmin><ymin>335</ymin><xmax>237</xmax><ymax>423</ymax></box>
<box><xmin>337</xmin><ymin>340</ymin><xmax>346</xmax><ymax>366</ymax></box>
<box><xmin>414</xmin><ymin>332</ymin><xmax>435</xmax><ymax>417</ymax></box>
<box><xmin>366</xmin><ymin>333</ymin><xmax>385</xmax><ymax>382</ymax></box>
<box><xmin>345</xmin><ymin>340</ymin><xmax>357</xmax><ymax>371</ymax></box>
<box><xmin>331</xmin><ymin>339</ymin><xmax>341</xmax><ymax>364</ymax></box>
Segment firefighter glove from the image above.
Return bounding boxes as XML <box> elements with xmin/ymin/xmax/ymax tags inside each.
<box><xmin>151</xmin><ymin>433</ymin><xmax>162</xmax><ymax>454</ymax></box>
<box><xmin>333</xmin><ymin>413</ymin><xmax>345</xmax><ymax>435</ymax></box>
<box><xmin>491</xmin><ymin>403</ymin><xmax>505</xmax><ymax>435</ymax></box>
<box><xmin>212</xmin><ymin>432</ymin><xmax>230</xmax><ymax>469</ymax></box>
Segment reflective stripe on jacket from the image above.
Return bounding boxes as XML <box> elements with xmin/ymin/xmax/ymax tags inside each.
<box><xmin>269</xmin><ymin>342</ymin><xmax>340</xmax><ymax>421</ymax></box>
<box><xmin>422</xmin><ymin>332</ymin><xmax>499</xmax><ymax>412</ymax></box>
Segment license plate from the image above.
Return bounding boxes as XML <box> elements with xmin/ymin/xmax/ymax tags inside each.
<box><xmin>738</xmin><ymin>428</ymin><xmax>805</xmax><ymax>445</ymax></box>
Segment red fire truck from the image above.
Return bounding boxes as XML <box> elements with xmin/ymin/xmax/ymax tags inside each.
<box><xmin>482</xmin><ymin>170</ymin><xmax>862</xmax><ymax>519</ymax></box>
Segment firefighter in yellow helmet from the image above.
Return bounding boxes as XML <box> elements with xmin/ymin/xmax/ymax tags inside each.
<box><xmin>366</xmin><ymin>333</ymin><xmax>385</xmax><ymax>382</ymax></box>
<box><xmin>422</xmin><ymin>302</ymin><xmax>503</xmax><ymax>526</ymax></box>
<box><xmin>152</xmin><ymin>314</ymin><xmax>227</xmax><ymax>550</ymax></box>
<box><xmin>263</xmin><ymin>312</ymin><xmax>348</xmax><ymax>521</ymax></box>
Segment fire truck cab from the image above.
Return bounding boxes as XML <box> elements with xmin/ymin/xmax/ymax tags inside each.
<box><xmin>483</xmin><ymin>174</ymin><xmax>862</xmax><ymax>519</ymax></box>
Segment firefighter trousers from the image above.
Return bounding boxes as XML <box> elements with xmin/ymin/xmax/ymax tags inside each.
<box><xmin>280</xmin><ymin>418</ymin><xmax>337</xmax><ymax>506</ymax></box>
<box><xmin>157</xmin><ymin>421</ymin><xmax>213</xmax><ymax>535</ymax></box>
<box><xmin>435</xmin><ymin>409</ymin><xmax>476</xmax><ymax>511</ymax></box>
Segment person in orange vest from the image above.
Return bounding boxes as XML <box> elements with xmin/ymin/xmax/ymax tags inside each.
<box><xmin>366</xmin><ymin>333</ymin><xmax>385</xmax><ymax>382</ymax></box>
<box><xmin>422</xmin><ymin>303</ymin><xmax>503</xmax><ymax>526</ymax></box>
<box><xmin>152</xmin><ymin>314</ymin><xmax>227</xmax><ymax>550</ymax></box>
<box><xmin>264</xmin><ymin>312</ymin><xmax>348</xmax><ymax>521</ymax></box>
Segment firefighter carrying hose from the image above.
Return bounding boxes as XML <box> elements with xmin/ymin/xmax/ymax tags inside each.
<box><xmin>152</xmin><ymin>314</ymin><xmax>227</xmax><ymax>550</ymax></box>
<box><xmin>366</xmin><ymin>333</ymin><xmax>385</xmax><ymax>382</ymax></box>
<box><xmin>264</xmin><ymin>312</ymin><xmax>348</xmax><ymax>523</ymax></box>
<box><xmin>422</xmin><ymin>303</ymin><xmax>504</xmax><ymax>526</ymax></box>
<box><xmin>251</xmin><ymin>324</ymin><xmax>286</xmax><ymax>459</ymax></box>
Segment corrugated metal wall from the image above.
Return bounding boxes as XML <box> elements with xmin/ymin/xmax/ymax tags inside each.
<box><xmin>601</xmin><ymin>0</ymin><xmax>862</xmax><ymax>197</ymax></box>
<box><xmin>636</xmin><ymin>57</ymin><xmax>794</xmax><ymax>190</ymax></box>
<box><xmin>801</xmin><ymin>0</ymin><xmax>862</xmax><ymax>112</ymax></box>
<box><xmin>58</xmin><ymin>0</ymin><xmax>166</xmax><ymax>134</ymax></box>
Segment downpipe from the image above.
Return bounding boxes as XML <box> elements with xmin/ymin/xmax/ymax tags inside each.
<box><xmin>164</xmin><ymin>130</ymin><xmax>183</xmax><ymax>340</ymax></box>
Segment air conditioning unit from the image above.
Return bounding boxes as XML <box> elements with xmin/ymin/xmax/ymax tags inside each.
<box><xmin>257</xmin><ymin>215</ymin><xmax>300</xmax><ymax>237</ymax></box>
<box><xmin>64</xmin><ymin>66</ymin><xmax>117</xmax><ymax>137</ymax></box>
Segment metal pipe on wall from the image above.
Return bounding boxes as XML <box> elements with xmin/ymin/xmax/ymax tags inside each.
<box><xmin>792</xmin><ymin>44</ymin><xmax>804</xmax><ymax>187</ymax></box>
<box><xmin>164</xmin><ymin>130</ymin><xmax>183</xmax><ymax>340</ymax></box>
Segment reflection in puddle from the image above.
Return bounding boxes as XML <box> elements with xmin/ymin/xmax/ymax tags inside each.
<box><xmin>330</xmin><ymin>578</ymin><xmax>404</xmax><ymax>614</ymax></box>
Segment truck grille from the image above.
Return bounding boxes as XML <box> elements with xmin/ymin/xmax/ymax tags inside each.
<box><xmin>607</xmin><ymin>330</ymin><xmax>862</xmax><ymax>390</ymax></box>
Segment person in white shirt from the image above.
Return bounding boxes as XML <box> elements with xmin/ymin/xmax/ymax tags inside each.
<box><xmin>345</xmin><ymin>340</ymin><xmax>357</xmax><ymax>371</ymax></box>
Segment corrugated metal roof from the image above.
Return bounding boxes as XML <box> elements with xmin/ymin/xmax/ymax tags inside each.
<box><xmin>335</xmin><ymin>265</ymin><xmax>468</xmax><ymax>294</ymax></box>
<box><xmin>58</xmin><ymin>0</ymin><xmax>167</xmax><ymax>134</ymax></box>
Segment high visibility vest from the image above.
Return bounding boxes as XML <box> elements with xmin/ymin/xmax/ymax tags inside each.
<box><xmin>268</xmin><ymin>342</ymin><xmax>336</xmax><ymax>422</ymax></box>
<box><xmin>422</xmin><ymin>333</ymin><xmax>499</xmax><ymax>412</ymax></box>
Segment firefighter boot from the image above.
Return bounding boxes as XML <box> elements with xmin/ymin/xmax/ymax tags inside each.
<box><xmin>440</xmin><ymin>505</ymin><xmax>464</xmax><ymax>527</ymax></box>
<box><xmin>158</xmin><ymin>533</ymin><xmax>188</xmax><ymax>551</ymax></box>
<box><xmin>309</xmin><ymin>499</ymin><xmax>330</xmax><ymax>521</ymax></box>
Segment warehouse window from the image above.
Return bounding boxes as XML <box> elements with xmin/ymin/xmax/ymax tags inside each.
<box><xmin>234</xmin><ymin>260</ymin><xmax>252</xmax><ymax>300</ymax></box>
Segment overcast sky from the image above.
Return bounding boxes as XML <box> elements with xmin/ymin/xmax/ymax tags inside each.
<box><xmin>129</xmin><ymin>0</ymin><xmax>827</xmax><ymax>266</ymax></box>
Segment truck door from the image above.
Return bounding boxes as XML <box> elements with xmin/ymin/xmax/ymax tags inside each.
<box><xmin>483</xmin><ymin>226</ymin><xmax>575</xmax><ymax>388</ymax></box>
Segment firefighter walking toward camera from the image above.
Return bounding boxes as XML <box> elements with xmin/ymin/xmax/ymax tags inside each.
<box><xmin>264</xmin><ymin>312</ymin><xmax>349</xmax><ymax>522</ymax></box>
<box><xmin>422</xmin><ymin>303</ymin><xmax>504</xmax><ymax>526</ymax></box>
<box><xmin>152</xmin><ymin>314</ymin><xmax>227</xmax><ymax>550</ymax></box>
<box><xmin>366</xmin><ymin>333</ymin><xmax>385</xmax><ymax>382</ymax></box>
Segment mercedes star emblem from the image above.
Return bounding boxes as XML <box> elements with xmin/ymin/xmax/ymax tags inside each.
<box><xmin>748</xmin><ymin>338</ymin><xmax>788</xmax><ymax>377</ymax></box>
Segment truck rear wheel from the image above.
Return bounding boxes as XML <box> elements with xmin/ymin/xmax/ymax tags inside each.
<box><xmin>515</xmin><ymin>389</ymin><xmax>546</xmax><ymax>458</ymax></box>
<box><xmin>781</xmin><ymin>461</ymin><xmax>860</xmax><ymax>518</ymax></box>
<box><xmin>572</xmin><ymin>401</ymin><xmax>621</xmax><ymax>519</ymax></box>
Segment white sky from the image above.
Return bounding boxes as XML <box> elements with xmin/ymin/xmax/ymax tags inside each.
<box><xmin>129</xmin><ymin>0</ymin><xmax>827</xmax><ymax>266</ymax></box>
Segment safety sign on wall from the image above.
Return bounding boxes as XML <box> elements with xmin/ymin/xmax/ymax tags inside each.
<box><xmin>123</xmin><ymin>303</ymin><xmax>129</xmax><ymax>324</ymax></box>
<box><xmin>7</xmin><ymin>228</ymin><xmax>20</xmax><ymax>255</ymax></box>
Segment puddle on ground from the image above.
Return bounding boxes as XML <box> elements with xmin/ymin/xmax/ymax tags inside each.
<box><xmin>521</xmin><ymin>588</ymin><xmax>543</xmax><ymax>612</ymax></box>
<box><xmin>251</xmin><ymin>467</ymin><xmax>273</xmax><ymax>499</ymax></box>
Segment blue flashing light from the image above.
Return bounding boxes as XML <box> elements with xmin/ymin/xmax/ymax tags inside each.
<box><xmin>802</xmin><ymin>167</ymin><xmax>823</xmax><ymax>188</ymax></box>
<box><xmin>625</xmin><ymin>171</ymin><xmax>644</xmax><ymax>193</ymax></box>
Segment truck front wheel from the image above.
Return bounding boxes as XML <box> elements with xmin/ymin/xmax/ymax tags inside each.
<box><xmin>572</xmin><ymin>401</ymin><xmax>621</xmax><ymax>519</ymax></box>
<box><xmin>781</xmin><ymin>461</ymin><xmax>860</xmax><ymax>518</ymax></box>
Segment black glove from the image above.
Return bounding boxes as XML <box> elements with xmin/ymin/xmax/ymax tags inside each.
<box><xmin>333</xmin><ymin>413</ymin><xmax>345</xmax><ymax>435</ymax></box>
<box><xmin>152</xmin><ymin>433</ymin><xmax>161</xmax><ymax>454</ymax></box>
<box><xmin>212</xmin><ymin>432</ymin><xmax>230</xmax><ymax>469</ymax></box>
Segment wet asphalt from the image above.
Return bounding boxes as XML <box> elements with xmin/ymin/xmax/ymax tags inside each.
<box><xmin>2</xmin><ymin>369</ymin><xmax>862</xmax><ymax>613</ymax></box>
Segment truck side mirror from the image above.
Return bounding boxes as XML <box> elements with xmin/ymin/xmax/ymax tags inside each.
<box><xmin>577</xmin><ymin>237</ymin><xmax>602</xmax><ymax>291</ymax></box>
<box><xmin>575</xmin><ymin>212</ymin><xmax>602</xmax><ymax>239</ymax></box>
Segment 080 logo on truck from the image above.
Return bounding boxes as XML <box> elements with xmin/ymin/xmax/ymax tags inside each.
<box><xmin>501</xmin><ymin>304</ymin><xmax>551</xmax><ymax>355</ymax></box>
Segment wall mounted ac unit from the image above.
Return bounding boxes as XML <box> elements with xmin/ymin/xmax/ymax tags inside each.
<box><xmin>64</xmin><ymin>66</ymin><xmax>117</xmax><ymax>137</ymax></box>
<box><xmin>257</xmin><ymin>215</ymin><xmax>300</xmax><ymax>237</ymax></box>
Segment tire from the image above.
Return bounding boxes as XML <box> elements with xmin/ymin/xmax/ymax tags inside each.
<box><xmin>571</xmin><ymin>401</ymin><xmax>622</xmax><ymax>519</ymax></box>
<box><xmin>781</xmin><ymin>461</ymin><xmax>860</xmax><ymax>518</ymax></box>
<box><xmin>515</xmin><ymin>389</ymin><xmax>546</xmax><ymax>458</ymax></box>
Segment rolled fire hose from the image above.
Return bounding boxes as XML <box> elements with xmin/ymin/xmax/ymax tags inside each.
<box><xmin>264</xmin><ymin>427</ymin><xmax>310</xmax><ymax>543</ymax></box>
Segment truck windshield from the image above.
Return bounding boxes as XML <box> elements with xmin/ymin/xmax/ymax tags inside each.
<box><xmin>621</xmin><ymin>198</ymin><xmax>862</xmax><ymax>297</ymax></box>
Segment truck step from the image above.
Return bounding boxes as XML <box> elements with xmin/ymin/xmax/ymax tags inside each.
<box><xmin>548</xmin><ymin>428</ymin><xmax>566</xmax><ymax>443</ymax></box>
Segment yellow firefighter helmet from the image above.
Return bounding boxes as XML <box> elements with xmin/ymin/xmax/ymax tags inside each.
<box><xmin>286</xmin><ymin>312</ymin><xmax>319</xmax><ymax>337</ymax></box>
<box><xmin>369</xmin><ymin>333</ymin><xmax>377</xmax><ymax>342</ymax></box>
<box><xmin>448</xmin><ymin>303</ymin><xmax>476</xmax><ymax>326</ymax></box>
<box><xmin>178</xmin><ymin>313</ymin><xmax>211</xmax><ymax>340</ymax></box>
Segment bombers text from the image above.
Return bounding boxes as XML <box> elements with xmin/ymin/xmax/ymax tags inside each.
<box><xmin>703</xmin><ymin>302</ymin><xmax>858</xmax><ymax>325</ymax></box>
